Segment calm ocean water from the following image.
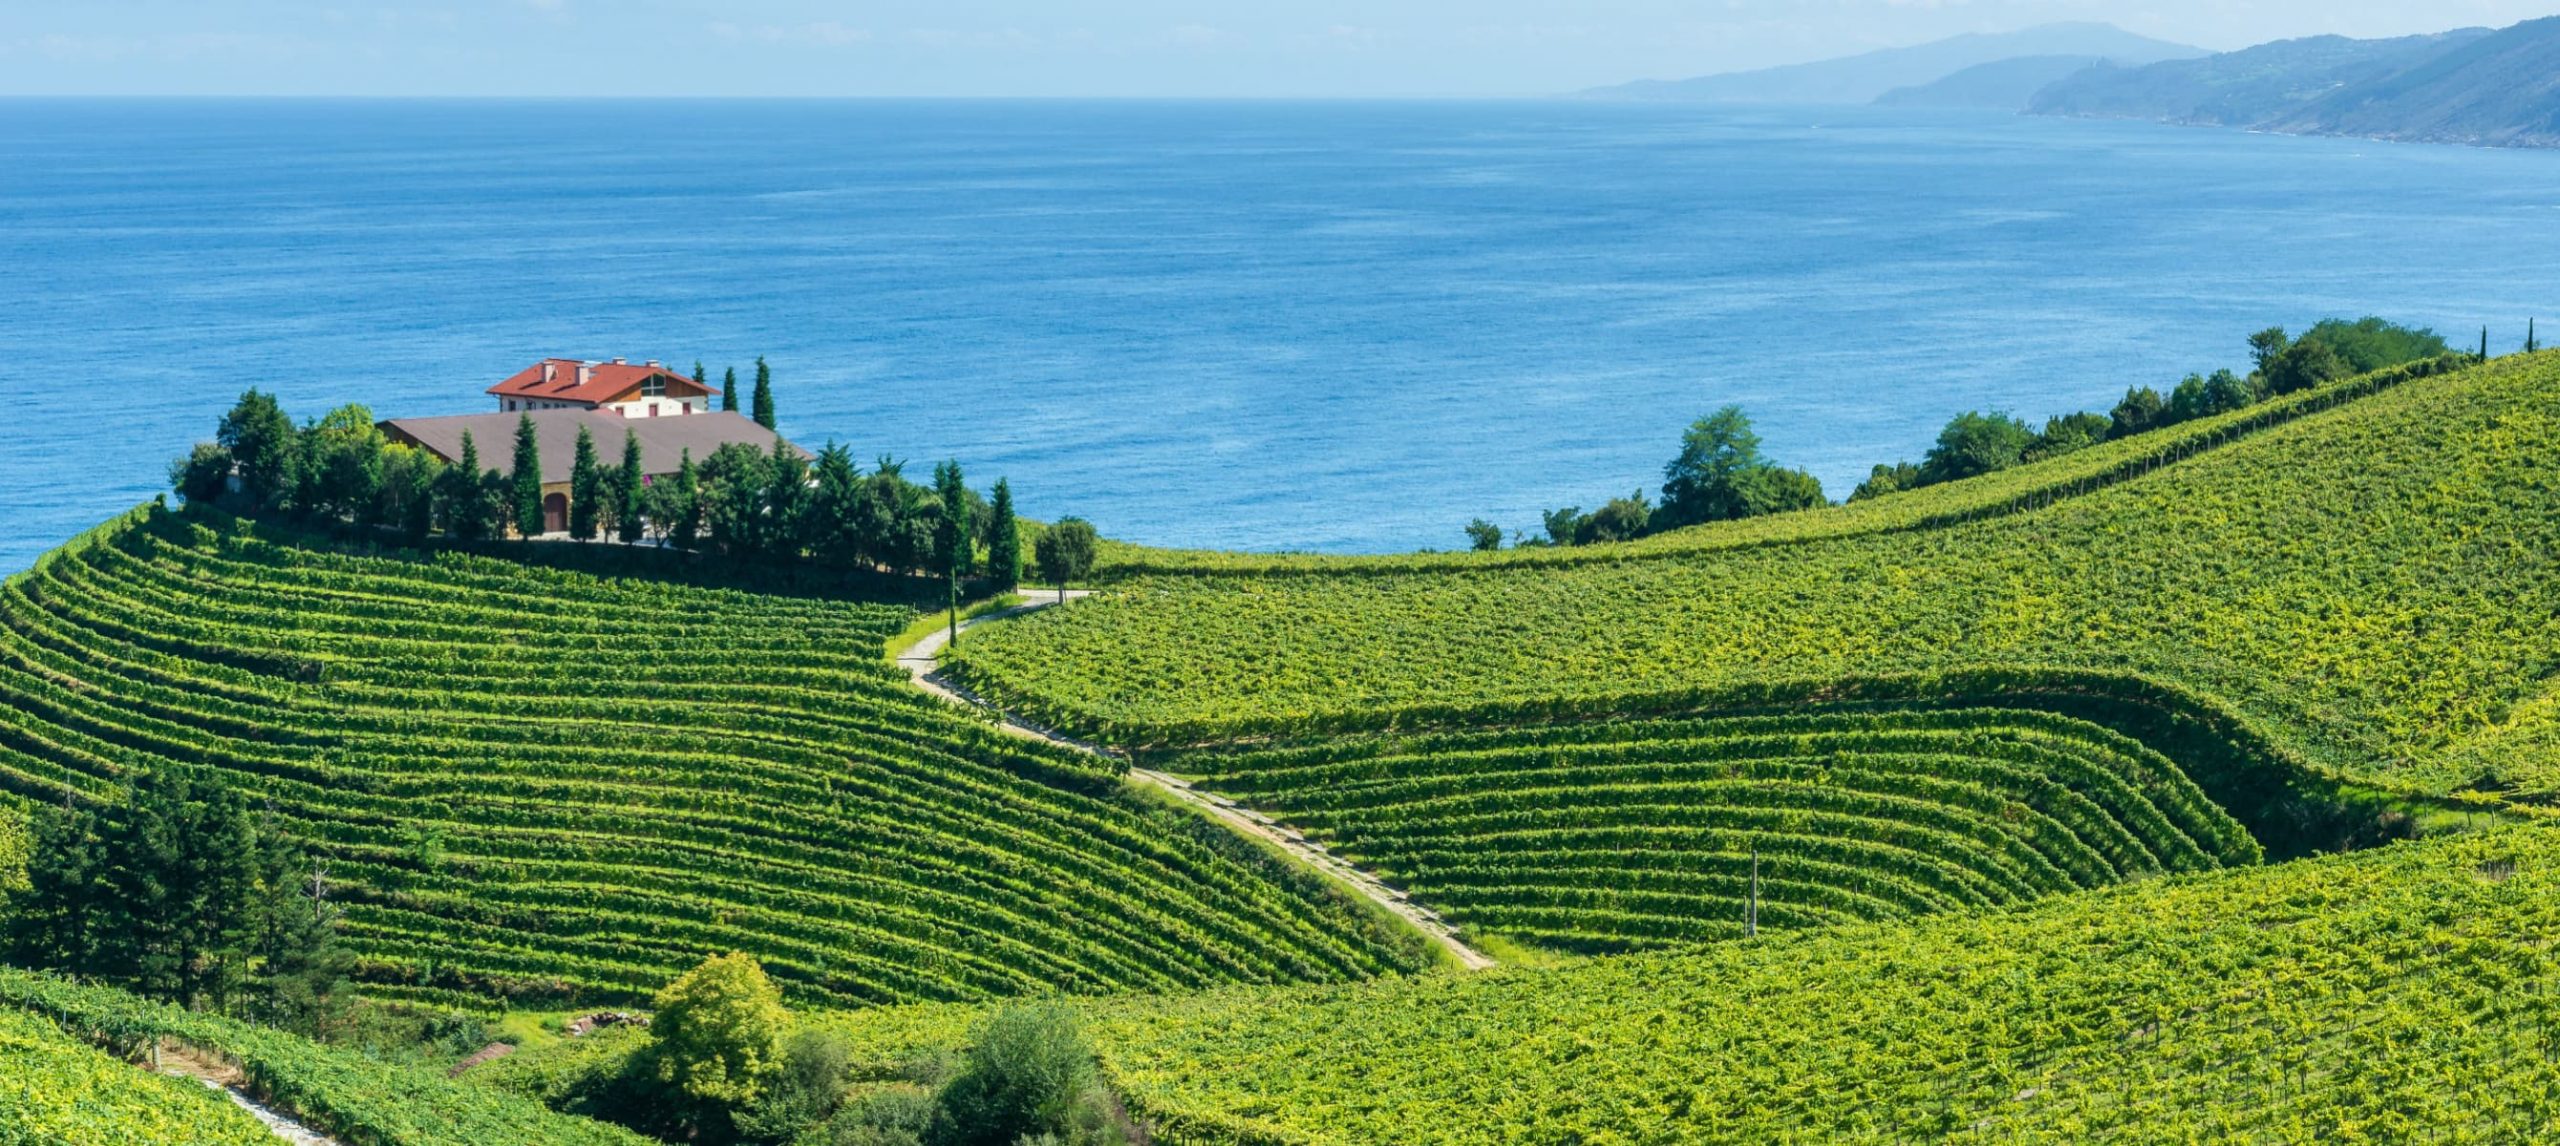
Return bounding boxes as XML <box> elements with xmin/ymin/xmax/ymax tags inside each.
<box><xmin>4</xmin><ymin>99</ymin><xmax>2557</xmax><ymax>569</ymax></box>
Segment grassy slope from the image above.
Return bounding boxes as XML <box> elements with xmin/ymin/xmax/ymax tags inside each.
<box><xmin>0</xmin><ymin>511</ymin><xmax>1428</xmax><ymax>1008</ymax></box>
<box><xmin>0</xmin><ymin>969</ymin><xmax>648</xmax><ymax>1146</ymax></box>
<box><xmin>0</xmin><ymin>1007</ymin><xmax>277</xmax><ymax>1146</ymax></box>
<box><xmin>807</xmin><ymin>822</ymin><xmax>2560</xmax><ymax>1144</ymax></box>
<box><xmin>955</xmin><ymin>351</ymin><xmax>2560</xmax><ymax>796</ymax></box>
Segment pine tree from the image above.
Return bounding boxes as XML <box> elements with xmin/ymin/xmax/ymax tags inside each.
<box><xmin>567</xmin><ymin>426</ymin><xmax>602</xmax><ymax>540</ymax></box>
<box><xmin>616</xmin><ymin>429</ymin><xmax>647</xmax><ymax>543</ymax></box>
<box><xmin>722</xmin><ymin>366</ymin><xmax>739</xmax><ymax>413</ymax></box>
<box><xmin>510</xmin><ymin>414</ymin><xmax>545</xmax><ymax>537</ymax></box>
<box><xmin>932</xmin><ymin>460</ymin><xmax>973</xmax><ymax>644</ymax></box>
<box><xmin>751</xmin><ymin>356</ymin><xmax>776</xmax><ymax>430</ymax></box>
<box><xmin>669</xmin><ymin>449</ymin><xmax>701</xmax><ymax>551</ymax></box>
<box><xmin>984</xmin><ymin>478</ymin><xmax>1021</xmax><ymax>591</ymax></box>
<box><xmin>440</xmin><ymin>431</ymin><xmax>493</xmax><ymax>542</ymax></box>
<box><xmin>2482</xmin><ymin>326</ymin><xmax>2492</xmax><ymax>362</ymax></box>
<box><xmin>692</xmin><ymin>361</ymin><xmax>708</xmax><ymax>406</ymax></box>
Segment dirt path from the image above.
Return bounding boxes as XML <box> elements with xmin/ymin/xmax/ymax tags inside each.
<box><xmin>157</xmin><ymin>1042</ymin><xmax>344</xmax><ymax>1146</ymax></box>
<box><xmin>894</xmin><ymin>594</ymin><xmax>1495</xmax><ymax>971</ymax></box>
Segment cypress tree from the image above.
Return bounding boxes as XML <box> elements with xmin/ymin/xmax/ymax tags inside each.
<box><xmin>692</xmin><ymin>361</ymin><xmax>708</xmax><ymax>408</ymax></box>
<box><xmin>567</xmin><ymin>426</ymin><xmax>602</xmax><ymax>540</ymax></box>
<box><xmin>722</xmin><ymin>366</ymin><xmax>739</xmax><ymax>413</ymax></box>
<box><xmin>985</xmin><ymin>478</ymin><xmax>1021</xmax><ymax>591</ymax></box>
<box><xmin>442</xmin><ymin>431</ymin><xmax>492</xmax><ymax>542</ymax></box>
<box><xmin>616</xmin><ymin>429</ymin><xmax>647</xmax><ymax>543</ymax></box>
<box><xmin>932</xmin><ymin>460</ymin><xmax>972</xmax><ymax>644</ymax></box>
<box><xmin>510</xmin><ymin>414</ymin><xmax>545</xmax><ymax>537</ymax></box>
<box><xmin>2530</xmin><ymin>319</ymin><xmax>2540</xmax><ymax>354</ymax></box>
<box><xmin>2482</xmin><ymin>326</ymin><xmax>2492</xmax><ymax>362</ymax></box>
<box><xmin>751</xmin><ymin>356</ymin><xmax>776</xmax><ymax>430</ymax></box>
<box><xmin>668</xmin><ymin>449</ymin><xmax>701</xmax><ymax>551</ymax></box>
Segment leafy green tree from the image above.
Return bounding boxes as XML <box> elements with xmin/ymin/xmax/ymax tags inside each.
<box><xmin>1738</xmin><ymin>466</ymin><xmax>1826</xmax><ymax>516</ymax></box>
<box><xmin>2247</xmin><ymin>327</ymin><xmax>2290</xmax><ymax>376</ymax></box>
<box><xmin>510</xmin><ymin>414</ymin><xmax>545</xmax><ymax>537</ymax></box>
<box><xmin>702</xmin><ymin>443</ymin><xmax>772</xmax><ymax>559</ymax></box>
<box><xmin>439</xmin><ymin>431</ymin><xmax>497</xmax><ymax>542</ymax></box>
<box><xmin>2030</xmin><ymin>411</ymin><xmax>2112</xmax><ymax>460</ymax></box>
<box><xmin>752</xmin><ymin>357</ymin><xmax>776</xmax><ymax>430</ymax></box>
<box><xmin>809</xmin><ymin>443</ymin><xmax>864</xmax><ymax>566</ymax></box>
<box><xmin>1541</xmin><ymin>506</ymin><xmax>1585</xmax><ymax>546</ymax></box>
<box><xmin>734</xmin><ymin>1030</ymin><xmax>859</xmax><ymax>1142</ymax></box>
<box><xmin>169</xmin><ymin>443</ymin><xmax>233</xmax><ymax>505</ymax></box>
<box><xmin>1033</xmin><ymin>518</ymin><xmax>1097</xmax><ymax>604</ymax></box>
<box><xmin>568</xmin><ymin>426</ymin><xmax>603</xmax><ymax>541</ymax></box>
<box><xmin>298</xmin><ymin>405</ymin><xmax>387</xmax><ymax>524</ymax></box>
<box><xmin>648</xmin><ymin>449</ymin><xmax>704</xmax><ymax>553</ymax></box>
<box><xmin>984</xmin><ymin>479</ymin><xmax>1023</xmax><ymax>590</ymax></box>
<box><xmin>2262</xmin><ymin>338</ymin><xmax>2348</xmax><ymax>396</ymax></box>
<box><xmin>2166</xmin><ymin>373</ymin><xmax>2213</xmax><ymax>423</ymax></box>
<box><xmin>647</xmin><ymin>952</ymin><xmax>791</xmax><ymax>1109</ymax></box>
<box><xmin>1576</xmin><ymin>492</ymin><xmax>1651</xmax><ymax>545</ymax></box>
<box><xmin>2108</xmin><ymin>386</ymin><xmax>2166</xmax><ymax>439</ymax></box>
<box><xmin>377</xmin><ymin>444</ymin><xmax>443</xmax><ymax>544</ymax></box>
<box><xmin>928</xmin><ymin>1003</ymin><xmax>1124</xmax><ymax>1146</ymax></box>
<box><xmin>615</xmin><ymin>430</ymin><xmax>647</xmax><ymax>544</ymax></box>
<box><xmin>1850</xmin><ymin>461</ymin><xmax>1922</xmax><ymax>502</ymax></box>
<box><xmin>2201</xmin><ymin>368</ymin><xmax>2260</xmax><ymax>415</ymax></box>
<box><xmin>216</xmin><ymin>389</ymin><xmax>300</xmax><ymax>512</ymax></box>
<box><xmin>766</xmin><ymin>444</ymin><xmax>812</xmax><ymax>559</ymax></box>
<box><xmin>1920</xmin><ymin>411</ymin><xmax>2035</xmax><ymax>483</ymax></box>
<box><xmin>723</xmin><ymin>366</ymin><xmax>740</xmax><ymax>413</ymax></box>
<box><xmin>1656</xmin><ymin>406</ymin><xmax>1768</xmax><ymax>529</ymax></box>
<box><xmin>2298</xmin><ymin>316</ymin><xmax>2449</xmax><ymax>373</ymax></box>
<box><xmin>1463</xmin><ymin>519</ymin><xmax>1503</xmax><ymax>552</ymax></box>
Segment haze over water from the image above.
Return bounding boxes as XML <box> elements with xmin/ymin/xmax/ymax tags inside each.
<box><xmin>4</xmin><ymin>98</ymin><xmax>2556</xmax><ymax>570</ymax></box>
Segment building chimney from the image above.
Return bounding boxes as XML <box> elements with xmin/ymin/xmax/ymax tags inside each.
<box><xmin>645</xmin><ymin>360</ymin><xmax>661</xmax><ymax>368</ymax></box>
<box><xmin>541</xmin><ymin>362</ymin><xmax>556</xmax><ymax>383</ymax></box>
<box><xmin>578</xmin><ymin>363</ymin><xmax>594</xmax><ymax>385</ymax></box>
<box><xmin>611</xmin><ymin>357</ymin><xmax>626</xmax><ymax>365</ymax></box>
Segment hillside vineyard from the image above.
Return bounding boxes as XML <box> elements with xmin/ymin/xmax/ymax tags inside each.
<box><xmin>953</xmin><ymin>353</ymin><xmax>2560</xmax><ymax>798</ymax></box>
<box><xmin>0</xmin><ymin>514</ymin><xmax>1428</xmax><ymax>1008</ymax></box>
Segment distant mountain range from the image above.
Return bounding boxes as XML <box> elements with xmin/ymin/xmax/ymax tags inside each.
<box><xmin>1579</xmin><ymin>23</ymin><xmax>2205</xmax><ymax>105</ymax></box>
<box><xmin>1583</xmin><ymin>16</ymin><xmax>2560</xmax><ymax>150</ymax></box>
<box><xmin>2035</xmin><ymin>17</ymin><xmax>2560</xmax><ymax>148</ymax></box>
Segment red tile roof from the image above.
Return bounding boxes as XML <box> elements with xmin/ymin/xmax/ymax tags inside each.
<box><xmin>486</xmin><ymin>359</ymin><xmax>713</xmax><ymax>406</ymax></box>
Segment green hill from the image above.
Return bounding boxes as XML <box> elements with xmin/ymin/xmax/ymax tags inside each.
<box><xmin>954</xmin><ymin>352</ymin><xmax>2560</xmax><ymax>801</ymax></box>
<box><xmin>0</xmin><ymin>510</ymin><xmax>1428</xmax><ymax>1008</ymax></box>
<box><xmin>803</xmin><ymin>822</ymin><xmax>2560</xmax><ymax>1143</ymax></box>
<box><xmin>0</xmin><ymin>1006</ymin><xmax>278</xmax><ymax>1146</ymax></box>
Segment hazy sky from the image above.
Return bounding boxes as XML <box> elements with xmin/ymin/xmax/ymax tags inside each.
<box><xmin>3</xmin><ymin>1</ymin><xmax>2553</xmax><ymax>98</ymax></box>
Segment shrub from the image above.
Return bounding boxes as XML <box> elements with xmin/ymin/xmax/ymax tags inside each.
<box><xmin>648</xmin><ymin>953</ymin><xmax>791</xmax><ymax>1108</ymax></box>
<box><xmin>927</xmin><ymin>1004</ymin><xmax>1125</xmax><ymax>1146</ymax></box>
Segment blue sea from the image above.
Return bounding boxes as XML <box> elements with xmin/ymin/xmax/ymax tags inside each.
<box><xmin>4</xmin><ymin>99</ymin><xmax>2557</xmax><ymax>570</ymax></box>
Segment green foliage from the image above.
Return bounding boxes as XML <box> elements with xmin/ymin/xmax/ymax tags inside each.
<box><xmin>0</xmin><ymin>1007</ymin><xmax>277</xmax><ymax>1146</ymax></box>
<box><xmin>2298</xmin><ymin>315</ymin><xmax>2451</xmax><ymax>374</ymax></box>
<box><xmin>613</xmin><ymin>430</ymin><xmax>646</xmax><ymax>545</ymax></box>
<box><xmin>0</xmin><ymin>969</ymin><xmax>649</xmax><ymax>1145</ymax></box>
<box><xmin>649</xmin><ymin>953</ymin><xmax>792</xmax><ymax>1108</ymax></box>
<box><xmin>951</xmin><ymin>354</ymin><xmax>2549</xmax><ymax>797</ymax></box>
<box><xmin>568</xmin><ymin>427</ymin><xmax>603</xmax><ymax>541</ymax></box>
<box><xmin>2262</xmin><ymin>337</ymin><xmax>2348</xmax><ymax>396</ymax></box>
<box><xmin>2030</xmin><ymin>411</ymin><xmax>2113</xmax><ymax>460</ymax></box>
<box><xmin>0</xmin><ymin>513</ymin><xmax>1427</xmax><ymax>1007</ymax></box>
<box><xmin>216</xmin><ymin>389</ymin><xmax>299</xmax><ymax>513</ymax></box>
<box><xmin>1461</xmin><ymin>519</ymin><xmax>1503</xmax><ymax>552</ymax></box>
<box><xmin>1168</xmin><ymin>706</ymin><xmax>2255</xmax><ymax>953</ymax></box>
<box><xmin>302</xmin><ymin>404</ymin><xmax>389</xmax><ymax>526</ymax></box>
<box><xmin>1067</xmin><ymin>825</ymin><xmax>2560</xmax><ymax>1143</ymax></box>
<box><xmin>379</xmin><ymin>444</ymin><xmax>444</xmax><ymax>545</ymax></box>
<box><xmin>437</xmin><ymin>431</ymin><xmax>497</xmax><ymax>542</ymax></box>
<box><xmin>2107</xmin><ymin>385</ymin><xmax>2164</xmax><ymax>438</ymax></box>
<box><xmin>724</xmin><ymin>366</ymin><xmax>741</xmax><ymax>414</ymax></box>
<box><xmin>753</xmin><ymin>357</ymin><xmax>777</xmax><ymax>430</ymax></box>
<box><xmin>983</xmin><ymin>480</ymin><xmax>1022</xmax><ymax>591</ymax></box>
<box><xmin>928</xmin><ymin>1003</ymin><xmax>1124</xmax><ymax>1146</ymax></box>
<box><xmin>1034</xmin><ymin>518</ymin><xmax>1098</xmax><ymax>596</ymax></box>
<box><xmin>931</xmin><ymin>461</ymin><xmax>973</xmax><ymax>580</ymax></box>
<box><xmin>1848</xmin><ymin>460</ymin><xmax>1922</xmax><ymax>503</ymax></box>
<box><xmin>512</xmin><ymin>415</ymin><xmax>546</xmax><ymax>538</ymax></box>
<box><xmin>1920</xmin><ymin>410</ymin><xmax>2036</xmax><ymax>483</ymax></box>
<box><xmin>169</xmin><ymin>443</ymin><xmax>233</xmax><ymax>506</ymax></box>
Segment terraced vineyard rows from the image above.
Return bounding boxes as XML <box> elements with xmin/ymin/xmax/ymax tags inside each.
<box><xmin>954</xmin><ymin>351</ymin><xmax>2560</xmax><ymax>795</ymax></box>
<box><xmin>810</xmin><ymin>824</ymin><xmax>2560</xmax><ymax>1144</ymax></box>
<box><xmin>0</xmin><ymin>510</ymin><xmax>1429</xmax><ymax>1008</ymax></box>
<box><xmin>1169</xmin><ymin>708</ymin><xmax>2259</xmax><ymax>952</ymax></box>
<box><xmin>0</xmin><ymin>1006</ymin><xmax>278</xmax><ymax>1146</ymax></box>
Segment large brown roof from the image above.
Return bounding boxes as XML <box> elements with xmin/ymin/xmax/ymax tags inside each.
<box><xmin>486</xmin><ymin>359</ymin><xmax>714</xmax><ymax>406</ymax></box>
<box><xmin>378</xmin><ymin>409</ymin><xmax>799</xmax><ymax>486</ymax></box>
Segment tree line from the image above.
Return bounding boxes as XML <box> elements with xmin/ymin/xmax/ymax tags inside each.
<box><xmin>1467</xmin><ymin>316</ymin><xmax>2458</xmax><ymax>550</ymax></box>
<box><xmin>171</xmin><ymin>390</ymin><xmax>1101</xmax><ymax>597</ymax></box>
<box><xmin>4</xmin><ymin>769</ymin><xmax>348</xmax><ymax>1035</ymax></box>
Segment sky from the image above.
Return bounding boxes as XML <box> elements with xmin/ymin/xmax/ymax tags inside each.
<box><xmin>1</xmin><ymin>1</ymin><xmax>2554</xmax><ymax>98</ymax></box>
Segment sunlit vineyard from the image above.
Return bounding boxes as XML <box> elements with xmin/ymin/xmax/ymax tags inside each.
<box><xmin>0</xmin><ymin>969</ymin><xmax>649</xmax><ymax>1146</ymax></box>
<box><xmin>0</xmin><ymin>1006</ymin><xmax>277</xmax><ymax>1146</ymax></box>
<box><xmin>0</xmin><ymin>511</ymin><xmax>1428</xmax><ymax>1008</ymax></box>
<box><xmin>797</xmin><ymin>824</ymin><xmax>2560</xmax><ymax>1145</ymax></box>
<box><xmin>1168</xmin><ymin>707</ymin><xmax>2258</xmax><ymax>952</ymax></box>
<box><xmin>956</xmin><ymin>351</ymin><xmax>2560</xmax><ymax>797</ymax></box>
